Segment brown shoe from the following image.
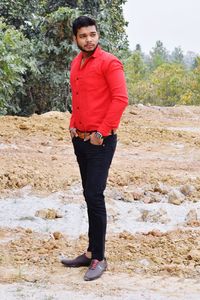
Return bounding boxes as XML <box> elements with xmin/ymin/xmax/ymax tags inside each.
<box><xmin>84</xmin><ymin>259</ymin><xmax>107</xmax><ymax>281</ymax></box>
<box><xmin>61</xmin><ymin>253</ymin><xmax>91</xmax><ymax>268</ymax></box>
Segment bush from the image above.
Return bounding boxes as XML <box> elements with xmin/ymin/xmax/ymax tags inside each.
<box><xmin>0</xmin><ymin>19</ymin><xmax>38</xmax><ymax>114</ymax></box>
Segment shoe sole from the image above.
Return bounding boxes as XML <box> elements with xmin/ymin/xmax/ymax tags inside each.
<box><xmin>62</xmin><ymin>262</ymin><xmax>91</xmax><ymax>268</ymax></box>
<box><xmin>84</xmin><ymin>267</ymin><xmax>107</xmax><ymax>281</ymax></box>
<box><xmin>84</xmin><ymin>271</ymin><xmax>106</xmax><ymax>281</ymax></box>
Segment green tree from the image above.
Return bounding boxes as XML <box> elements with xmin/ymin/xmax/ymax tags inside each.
<box><xmin>150</xmin><ymin>63</ymin><xmax>186</xmax><ymax>105</ymax></box>
<box><xmin>0</xmin><ymin>0</ymin><xmax>129</xmax><ymax>115</ymax></box>
<box><xmin>184</xmin><ymin>51</ymin><xmax>197</xmax><ymax>70</ymax></box>
<box><xmin>193</xmin><ymin>55</ymin><xmax>200</xmax><ymax>69</ymax></box>
<box><xmin>171</xmin><ymin>46</ymin><xmax>184</xmax><ymax>65</ymax></box>
<box><xmin>96</xmin><ymin>0</ymin><xmax>128</xmax><ymax>55</ymax></box>
<box><xmin>135</xmin><ymin>44</ymin><xmax>142</xmax><ymax>52</ymax></box>
<box><xmin>0</xmin><ymin>20</ymin><xmax>37</xmax><ymax>114</ymax></box>
<box><xmin>42</xmin><ymin>0</ymin><xmax>78</xmax><ymax>13</ymax></box>
<box><xmin>149</xmin><ymin>40</ymin><xmax>169</xmax><ymax>70</ymax></box>
<box><xmin>0</xmin><ymin>0</ymin><xmax>41</xmax><ymax>38</ymax></box>
<box><xmin>192</xmin><ymin>60</ymin><xmax>200</xmax><ymax>103</ymax></box>
<box><xmin>130</xmin><ymin>63</ymin><xmax>187</xmax><ymax>106</ymax></box>
<box><xmin>180</xmin><ymin>57</ymin><xmax>200</xmax><ymax>105</ymax></box>
<box><xmin>17</xmin><ymin>6</ymin><xmax>78</xmax><ymax>115</ymax></box>
<box><xmin>124</xmin><ymin>50</ymin><xmax>147</xmax><ymax>103</ymax></box>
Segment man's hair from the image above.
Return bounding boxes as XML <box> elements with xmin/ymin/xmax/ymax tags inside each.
<box><xmin>72</xmin><ymin>16</ymin><xmax>97</xmax><ymax>36</ymax></box>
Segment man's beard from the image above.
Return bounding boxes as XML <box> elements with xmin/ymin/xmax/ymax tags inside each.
<box><xmin>77</xmin><ymin>42</ymin><xmax>99</xmax><ymax>54</ymax></box>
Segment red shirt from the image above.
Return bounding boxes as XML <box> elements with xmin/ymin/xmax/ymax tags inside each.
<box><xmin>69</xmin><ymin>46</ymin><xmax>128</xmax><ymax>136</ymax></box>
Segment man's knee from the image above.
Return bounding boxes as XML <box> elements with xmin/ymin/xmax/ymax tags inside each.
<box><xmin>84</xmin><ymin>188</ymin><xmax>104</xmax><ymax>207</ymax></box>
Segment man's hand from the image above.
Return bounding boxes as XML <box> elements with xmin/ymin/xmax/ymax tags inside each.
<box><xmin>89</xmin><ymin>132</ymin><xmax>103</xmax><ymax>145</ymax></box>
<box><xmin>69</xmin><ymin>128</ymin><xmax>78</xmax><ymax>139</ymax></box>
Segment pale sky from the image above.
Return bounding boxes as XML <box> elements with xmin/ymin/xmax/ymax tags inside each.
<box><xmin>123</xmin><ymin>0</ymin><xmax>200</xmax><ymax>54</ymax></box>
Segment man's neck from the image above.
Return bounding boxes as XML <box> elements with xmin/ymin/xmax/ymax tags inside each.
<box><xmin>81</xmin><ymin>44</ymin><xmax>98</xmax><ymax>58</ymax></box>
<box><xmin>82</xmin><ymin>51</ymin><xmax>93</xmax><ymax>58</ymax></box>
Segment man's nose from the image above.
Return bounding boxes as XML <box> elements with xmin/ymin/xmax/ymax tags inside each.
<box><xmin>86</xmin><ymin>35</ymin><xmax>92</xmax><ymax>42</ymax></box>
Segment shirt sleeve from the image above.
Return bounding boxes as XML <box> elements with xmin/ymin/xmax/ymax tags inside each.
<box><xmin>97</xmin><ymin>59</ymin><xmax>128</xmax><ymax>136</ymax></box>
<box><xmin>69</xmin><ymin>60</ymin><xmax>75</xmax><ymax>129</ymax></box>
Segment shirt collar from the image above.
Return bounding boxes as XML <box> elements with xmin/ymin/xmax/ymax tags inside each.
<box><xmin>90</xmin><ymin>45</ymin><xmax>102</xmax><ymax>58</ymax></box>
<box><xmin>80</xmin><ymin>45</ymin><xmax>102</xmax><ymax>60</ymax></box>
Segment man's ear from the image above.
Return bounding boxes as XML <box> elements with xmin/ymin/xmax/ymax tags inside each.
<box><xmin>73</xmin><ymin>35</ymin><xmax>77</xmax><ymax>44</ymax></box>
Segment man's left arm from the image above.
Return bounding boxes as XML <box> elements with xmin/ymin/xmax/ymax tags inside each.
<box><xmin>97</xmin><ymin>59</ymin><xmax>128</xmax><ymax>136</ymax></box>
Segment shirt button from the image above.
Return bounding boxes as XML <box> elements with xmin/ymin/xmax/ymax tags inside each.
<box><xmin>76</xmin><ymin>77</ymin><xmax>79</xmax><ymax>80</ymax></box>
<box><xmin>77</xmin><ymin>106</ymin><xmax>79</xmax><ymax>110</ymax></box>
<box><xmin>76</xmin><ymin>92</ymin><xmax>78</xmax><ymax>95</ymax></box>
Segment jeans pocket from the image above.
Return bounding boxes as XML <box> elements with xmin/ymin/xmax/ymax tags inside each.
<box><xmin>89</xmin><ymin>140</ymin><xmax>103</xmax><ymax>147</ymax></box>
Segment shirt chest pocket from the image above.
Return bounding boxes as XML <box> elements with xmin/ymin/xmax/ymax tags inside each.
<box><xmin>82</xmin><ymin>67</ymin><xmax>107</xmax><ymax>92</ymax></box>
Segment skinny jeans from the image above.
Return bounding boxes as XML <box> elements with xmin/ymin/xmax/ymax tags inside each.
<box><xmin>72</xmin><ymin>134</ymin><xmax>117</xmax><ymax>260</ymax></box>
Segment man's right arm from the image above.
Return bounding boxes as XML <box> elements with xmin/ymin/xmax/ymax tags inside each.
<box><xmin>97</xmin><ymin>58</ymin><xmax>128</xmax><ymax>136</ymax></box>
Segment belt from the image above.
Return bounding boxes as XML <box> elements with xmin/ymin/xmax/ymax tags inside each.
<box><xmin>76</xmin><ymin>129</ymin><xmax>116</xmax><ymax>140</ymax></box>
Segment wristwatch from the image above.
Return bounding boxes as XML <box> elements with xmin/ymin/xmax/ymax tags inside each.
<box><xmin>95</xmin><ymin>131</ymin><xmax>103</xmax><ymax>139</ymax></box>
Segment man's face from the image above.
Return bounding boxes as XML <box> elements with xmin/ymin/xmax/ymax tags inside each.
<box><xmin>74</xmin><ymin>25</ymin><xmax>99</xmax><ymax>53</ymax></box>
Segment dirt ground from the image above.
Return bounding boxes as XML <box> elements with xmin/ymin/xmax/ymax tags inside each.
<box><xmin>1</xmin><ymin>105</ymin><xmax>200</xmax><ymax>299</ymax></box>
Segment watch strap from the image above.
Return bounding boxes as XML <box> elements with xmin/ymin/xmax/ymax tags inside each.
<box><xmin>95</xmin><ymin>131</ymin><xmax>103</xmax><ymax>139</ymax></box>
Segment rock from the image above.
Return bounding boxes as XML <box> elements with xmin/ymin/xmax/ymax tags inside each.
<box><xmin>180</xmin><ymin>184</ymin><xmax>195</xmax><ymax>196</ymax></box>
<box><xmin>129</xmin><ymin>109</ymin><xmax>138</xmax><ymax>115</ymax></box>
<box><xmin>168</xmin><ymin>189</ymin><xmax>184</xmax><ymax>205</ymax></box>
<box><xmin>144</xmin><ymin>191</ymin><xmax>163</xmax><ymax>203</ymax></box>
<box><xmin>145</xmin><ymin>229</ymin><xmax>163</xmax><ymax>237</ymax></box>
<box><xmin>51</xmin><ymin>156</ymin><xmax>57</xmax><ymax>161</ymax></box>
<box><xmin>195</xmin><ymin>265</ymin><xmax>200</xmax><ymax>273</ymax></box>
<box><xmin>52</xmin><ymin>231</ymin><xmax>63</xmax><ymax>240</ymax></box>
<box><xmin>35</xmin><ymin>209</ymin><xmax>63</xmax><ymax>219</ymax></box>
<box><xmin>137</xmin><ymin>103</ymin><xmax>144</xmax><ymax>108</ymax></box>
<box><xmin>138</xmin><ymin>208</ymin><xmax>170</xmax><ymax>224</ymax></box>
<box><xmin>38</xmin><ymin>149</ymin><xmax>44</xmax><ymax>153</ymax></box>
<box><xmin>121</xmin><ymin>188</ymin><xmax>144</xmax><ymax>202</ymax></box>
<box><xmin>138</xmin><ymin>258</ymin><xmax>151</xmax><ymax>267</ymax></box>
<box><xmin>186</xmin><ymin>220</ymin><xmax>200</xmax><ymax>227</ymax></box>
<box><xmin>132</xmin><ymin>190</ymin><xmax>144</xmax><ymax>201</ymax></box>
<box><xmin>143</xmin><ymin>196</ymin><xmax>152</xmax><ymax>204</ymax></box>
<box><xmin>185</xmin><ymin>209</ymin><xmax>198</xmax><ymax>223</ymax></box>
<box><xmin>153</xmin><ymin>182</ymin><xmax>169</xmax><ymax>194</ymax></box>
<box><xmin>19</xmin><ymin>123</ymin><xmax>29</xmax><ymax>130</ymax></box>
<box><xmin>118</xmin><ymin>193</ymin><xmax>132</xmax><ymax>202</ymax></box>
<box><xmin>187</xmin><ymin>249</ymin><xmax>200</xmax><ymax>261</ymax></box>
<box><xmin>185</xmin><ymin>209</ymin><xmax>200</xmax><ymax>227</ymax></box>
<box><xmin>41</xmin><ymin>141</ymin><xmax>51</xmax><ymax>146</ymax></box>
<box><xmin>38</xmin><ymin>248</ymin><xmax>48</xmax><ymax>255</ymax></box>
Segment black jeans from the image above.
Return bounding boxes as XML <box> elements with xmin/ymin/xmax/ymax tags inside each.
<box><xmin>72</xmin><ymin>134</ymin><xmax>117</xmax><ymax>261</ymax></box>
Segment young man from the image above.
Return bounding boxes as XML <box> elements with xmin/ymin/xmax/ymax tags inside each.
<box><xmin>61</xmin><ymin>16</ymin><xmax>128</xmax><ymax>281</ymax></box>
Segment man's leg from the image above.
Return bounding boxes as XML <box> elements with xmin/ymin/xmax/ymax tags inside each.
<box><xmin>72</xmin><ymin>135</ymin><xmax>117</xmax><ymax>259</ymax></box>
<box><xmin>83</xmin><ymin>135</ymin><xmax>117</xmax><ymax>280</ymax></box>
<box><xmin>61</xmin><ymin>135</ymin><xmax>117</xmax><ymax>277</ymax></box>
<box><xmin>61</xmin><ymin>137</ymin><xmax>92</xmax><ymax>267</ymax></box>
<box><xmin>84</xmin><ymin>135</ymin><xmax>117</xmax><ymax>261</ymax></box>
<box><xmin>72</xmin><ymin>137</ymin><xmax>93</xmax><ymax>257</ymax></box>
